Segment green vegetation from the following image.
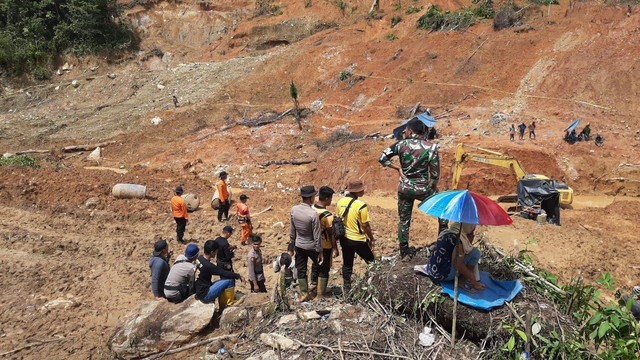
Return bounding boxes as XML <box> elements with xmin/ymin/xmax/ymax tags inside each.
<box><xmin>405</xmin><ymin>6</ymin><xmax>423</xmax><ymax>14</ymax></box>
<box><xmin>338</xmin><ymin>70</ymin><xmax>352</xmax><ymax>81</ymax></box>
<box><xmin>528</xmin><ymin>0</ymin><xmax>559</xmax><ymax>5</ymax></box>
<box><xmin>416</xmin><ymin>1</ymin><xmax>495</xmax><ymax>31</ymax></box>
<box><xmin>0</xmin><ymin>0</ymin><xmax>137</xmax><ymax>77</ymax></box>
<box><xmin>391</xmin><ymin>16</ymin><xmax>402</xmax><ymax>27</ymax></box>
<box><xmin>0</xmin><ymin>155</ymin><xmax>40</xmax><ymax>168</ymax></box>
<box><xmin>255</xmin><ymin>0</ymin><xmax>283</xmax><ymax>16</ymax></box>
<box><xmin>393</xmin><ymin>2</ymin><xmax>402</xmax><ymax>11</ymax></box>
<box><xmin>335</xmin><ymin>0</ymin><xmax>348</xmax><ymax>13</ymax></box>
<box><xmin>386</xmin><ymin>33</ymin><xmax>398</xmax><ymax>41</ymax></box>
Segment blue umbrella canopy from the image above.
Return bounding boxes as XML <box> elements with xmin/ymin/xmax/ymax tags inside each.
<box><xmin>392</xmin><ymin>112</ymin><xmax>437</xmax><ymax>140</ymax></box>
<box><xmin>565</xmin><ymin>118</ymin><xmax>581</xmax><ymax>132</ymax></box>
<box><xmin>418</xmin><ymin>190</ymin><xmax>512</xmax><ymax>226</ymax></box>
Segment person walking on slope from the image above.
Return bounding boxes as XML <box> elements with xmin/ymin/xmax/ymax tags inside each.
<box><xmin>290</xmin><ymin>185</ymin><xmax>323</xmax><ymax>302</ymax></box>
<box><xmin>150</xmin><ymin>239</ymin><xmax>173</xmax><ymax>300</ymax></box>
<box><xmin>509</xmin><ymin>124</ymin><xmax>515</xmax><ymax>142</ymax></box>
<box><xmin>518</xmin><ymin>122</ymin><xmax>527</xmax><ymax>141</ymax></box>
<box><xmin>216</xmin><ymin>171</ymin><xmax>230</xmax><ymax>222</ymax></box>
<box><xmin>310</xmin><ymin>186</ymin><xmax>338</xmax><ymax>298</ymax></box>
<box><xmin>379</xmin><ymin>119</ymin><xmax>440</xmax><ymax>258</ymax></box>
<box><xmin>235</xmin><ymin>194</ymin><xmax>252</xmax><ymax>245</ymax></box>
<box><xmin>528</xmin><ymin>121</ymin><xmax>536</xmax><ymax>140</ymax></box>
<box><xmin>164</xmin><ymin>244</ymin><xmax>199</xmax><ymax>303</ymax></box>
<box><xmin>171</xmin><ymin>186</ymin><xmax>188</xmax><ymax>244</ymax></box>
<box><xmin>336</xmin><ymin>180</ymin><xmax>375</xmax><ymax>295</ymax></box>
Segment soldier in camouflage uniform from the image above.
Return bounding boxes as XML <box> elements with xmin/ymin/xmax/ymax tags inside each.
<box><xmin>379</xmin><ymin>119</ymin><xmax>440</xmax><ymax>258</ymax></box>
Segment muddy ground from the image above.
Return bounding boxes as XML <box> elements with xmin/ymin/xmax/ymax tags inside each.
<box><xmin>1</xmin><ymin>0</ymin><xmax>640</xmax><ymax>358</ymax></box>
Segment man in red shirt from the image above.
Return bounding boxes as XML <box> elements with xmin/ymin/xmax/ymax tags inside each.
<box><xmin>235</xmin><ymin>194</ymin><xmax>252</xmax><ymax>245</ymax></box>
<box><xmin>216</xmin><ymin>172</ymin><xmax>230</xmax><ymax>222</ymax></box>
<box><xmin>171</xmin><ymin>186</ymin><xmax>188</xmax><ymax>244</ymax></box>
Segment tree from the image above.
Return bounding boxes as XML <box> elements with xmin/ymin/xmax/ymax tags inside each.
<box><xmin>290</xmin><ymin>80</ymin><xmax>302</xmax><ymax>130</ymax></box>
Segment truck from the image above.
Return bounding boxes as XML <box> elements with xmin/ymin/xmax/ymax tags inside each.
<box><xmin>450</xmin><ymin>143</ymin><xmax>573</xmax><ymax>206</ymax></box>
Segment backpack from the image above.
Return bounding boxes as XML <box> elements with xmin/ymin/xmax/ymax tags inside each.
<box><xmin>332</xmin><ymin>198</ymin><xmax>356</xmax><ymax>241</ymax></box>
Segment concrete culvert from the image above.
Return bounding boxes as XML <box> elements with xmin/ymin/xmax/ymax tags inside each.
<box><xmin>181</xmin><ymin>193</ymin><xmax>200</xmax><ymax>212</ymax></box>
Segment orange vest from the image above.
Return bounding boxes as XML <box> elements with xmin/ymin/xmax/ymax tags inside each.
<box><xmin>171</xmin><ymin>196</ymin><xmax>188</xmax><ymax>219</ymax></box>
<box><xmin>216</xmin><ymin>180</ymin><xmax>229</xmax><ymax>201</ymax></box>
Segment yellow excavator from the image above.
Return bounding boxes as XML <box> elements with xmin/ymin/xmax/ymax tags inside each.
<box><xmin>451</xmin><ymin>143</ymin><xmax>573</xmax><ymax>206</ymax></box>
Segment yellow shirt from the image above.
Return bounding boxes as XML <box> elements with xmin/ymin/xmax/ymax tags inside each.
<box><xmin>313</xmin><ymin>204</ymin><xmax>334</xmax><ymax>249</ymax></box>
<box><xmin>336</xmin><ymin>196</ymin><xmax>370</xmax><ymax>242</ymax></box>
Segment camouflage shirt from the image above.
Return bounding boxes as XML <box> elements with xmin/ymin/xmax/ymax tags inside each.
<box><xmin>378</xmin><ymin>135</ymin><xmax>440</xmax><ymax>196</ymax></box>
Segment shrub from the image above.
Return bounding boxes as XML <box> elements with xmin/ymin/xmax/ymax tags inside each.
<box><xmin>405</xmin><ymin>6</ymin><xmax>423</xmax><ymax>14</ymax></box>
<box><xmin>0</xmin><ymin>155</ymin><xmax>40</xmax><ymax>168</ymax></box>
<box><xmin>528</xmin><ymin>0</ymin><xmax>559</xmax><ymax>4</ymax></box>
<box><xmin>417</xmin><ymin>1</ymin><xmax>494</xmax><ymax>31</ymax></box>
<box><xmin>386</xmin><ymin>33</ymin><xmax>398</xmax><ymax>41</ymax></box>
<box><xmin>339</xmin><ymin>70</ymin><xmax>352</xmax><ymax>81</ymax></box>
<box><xmin>0</xmin><ymin>0</ymin><xmax>138</xmax><ymax>77</ymax></box>
<box><xmin>493</xmin><ymin>3</ymin><xmax>524</xmax><ymax>30</ymax></box>
<box><xmin>391</xmin><ymin>16</ymin><xmax>402</xmax><ymax>27</ymax></box>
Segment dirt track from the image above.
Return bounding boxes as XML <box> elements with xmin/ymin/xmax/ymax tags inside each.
<box><xmin>1</xmin><ymin>0</ymin><xmax>640</xmax><ymax>358</ymax></box>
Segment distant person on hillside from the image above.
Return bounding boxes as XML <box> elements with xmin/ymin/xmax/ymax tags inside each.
<box><xmin>171</xmin><ymin>186</ymin><xmax>188</xmax><ymax>244</ymax></box>
<box><xmin>518</xmin><ymin>122</ymin><xmax>527</xmax><ymax>140</ymax></box>
<box><xmin>509</xmin><ymin>124</ymin><xmax>515</xmax><ymax>142</ymax></box>
<box><xmin>578</xmin><ymin>123</ymin><xmax>591</xmax><ymax>141</ymax></box>
<box><xmin>428</xmin><ymin>127</ymin><xmax>437</xmax><ymax>140</ymax></box>
<box><xmin>235</xmin><ymin>194</ymin><xmax>252</xmax><ymax>245</ymax></box>
<box><xmin>216</xmin><ymin>172</ymin><xmax>230</xmax><ymax>222</ymax></box>
<box><xmin>379</xmin><ymin>119</ymin><xmax>440</xmax><ymax>258</ymax></box>
<box><xmin>595</xmin><ymin>133</ymin><xmax>604</xmax><ymax>146</ymax></box>
<box><xmin>164</xmin><ymin>244</ymin><xmax>199</xmax><ymax>303</ymax></box>
<box><xmin>214</xmin><ymin>226</ymin><xmax>237</xmax><ymax>274</ymax></box>
<box><xmin>149</xmin><ymin>240</ymin><xmax>172</xmax><ymax>300</ymax></box>
<box><xmin>247</xmin><ymin>235</ymin><xmax>267</xmax><ymax>293</ymax></box>
<box><xmin>195</xmin><ymin>240</ymin><xmax>244</xmax><ymax>310</ymax></box>
<box><xmin>528</xmin><ymin>121</ymin><xmax>536</xmax><ymax>139</ymax></box>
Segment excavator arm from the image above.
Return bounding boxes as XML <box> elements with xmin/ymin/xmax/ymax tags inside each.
<box><xmin>451</xmin><ymin>144</ymin><xmax>529</xmax><ymax>189</ymax></box>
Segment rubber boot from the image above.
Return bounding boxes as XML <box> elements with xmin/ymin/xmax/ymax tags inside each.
<box><xmin>399</xmin><ymin>243</ymin><xmax>416</xmax><ymax>259</ymax></box>
<box><xmin>342</xmin><ymin>266</ymin><xmax>352</xmax><ymax>298</ymax></box>
<box><xmin>309</xmin><ymin>280</ymin><xmax>318</xmax><ymax>298</ymax></box>
<box><xmin>298</xmin><ymin>279</ymin><xmax>313</xmax><ymax>302</ymax></box>
<box><xmin>316</xmin><ymin>277</ymin><xmax>329</xmax><ymax>299</ymax></box>
<box><xmin>218</xmin><ymin>287</ymin><xmax>235</xmax><ymax>312</ymax></box>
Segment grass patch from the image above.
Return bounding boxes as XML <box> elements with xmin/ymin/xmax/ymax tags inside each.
<box><xmin>0</xmin><ymin>154</ymin><xmax>40</xmax><ymax>169</ymax></box>
<box><xmin>417</xmin><ymin>1</ymin><xmax>495</xmax><ymax>31</ymax></box>
<box><xmin>314</xmin><ymin>128</ymin><xmax>363</xmax><ymax>150</ymax></box>
<box><xmin>386</xmin><ymin>33</ymin><xmax>398</xmax><ymax>41</ymax></box>
<box><xmin>405</xmin><ymin>6</ymin><xmax>423</xmax><ymax>14</ymax></box>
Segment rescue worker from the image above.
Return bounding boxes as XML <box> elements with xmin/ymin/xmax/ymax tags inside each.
<box><xmin>379</xmin><ymin>119</ymin><xmax>440</xmax><ymax>258</ymax></box>
<box><xmin>149</xmin><ymin>239</ymin><xmax>172</xmax><ymax>300</ymax></box>
<box><xmin>214</xmin><ymin>226</ymin><xmax>236</xmax><ymax>272</ymax></box>
<box><xmin>216</xmin><ymin>171</ymin><xmax>230</xmax><ymax>222</ymax></box>
<box><xmin>164</xmin><ymin>244</ymin><xmax>199</xmax><ymax>303</ymax></box>
<box><xmin>310</xmin><ymin>186</ymin><xmax>338</xmax><ymax>298</ymax></box>
<box><xmin>518</xmin><ymin>122</ymin><xmax>526</xmax><ymax>140</ymax></box>
<box><xmin>336</xmin><ymin>180</ymin><xmax>375</xmax><ymax>295</ymax></box>
<box><xmin>235</xmin><ymin>194</ymin><xmax>252</xmax><ymax>245</ymax></box>
<box><xmin>528</xmin><ymin>121</ymin><xmax>536</xmax><ymax>139</ymax></box>
<box><xmin>171</xmin><ymin>186</ymin><xmax>188</xmax><ymax>244</ymax></box>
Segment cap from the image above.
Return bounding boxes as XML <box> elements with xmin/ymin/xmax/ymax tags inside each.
<box><xmin>153</xmin><ymin>240</ymin><xmax>168</xmax><ymax>256</ymax></box>
<box><xmin>239</xmin><ymin>194</ymin><xmax>249</xmax><ymax>201</ymax></box>
<box><xmin>300</xmin><ymin>185</ymin><xmax>318</xmax><ymax>198</ymax></box>
<box><xmin>185</xmin><ymin>244</ymin><xmax>200</xmax><ymax>260</ymax></box>
<box><xmin>346</xmin><ymin>180</ymin><xmax>364</xmax><ymax>193</ymax></box>
<box><xmin>175</xmin><ymin>186</ymin><xmax>184</xmax><ymax>194</ymax></box>
<box><xmin>223</xmin><ymin>225</ymin><xmax>234</xmax><ymax>233</ymax></box>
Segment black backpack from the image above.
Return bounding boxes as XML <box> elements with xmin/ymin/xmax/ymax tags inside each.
<box><xmin>332</xmin><ymin>198</ymin><xmax>356</xmax><ymax>240</ymax></box>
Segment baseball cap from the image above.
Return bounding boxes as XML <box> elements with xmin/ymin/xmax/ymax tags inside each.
<box><xmin>185</xmin><ymin>244</ymin><xmax>200</xmax><ymax>260</ymax></box>
<box><xmin>223</xmin><ymin>225</ymin><xmax>234</xmax><ymax>233</ymax></box>
<box><xmin>153</xmin><ymin>240</ymin><xmax>168</xmax><ymax>256</ymax></box>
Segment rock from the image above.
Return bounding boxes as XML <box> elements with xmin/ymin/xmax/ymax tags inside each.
<box><xmin>90</xmin><ymin>66</ymin><xmax>99</xmax><ymax>72</ymax></box>
<box><xmin>219</xmin><ymin>307</ymin><xmax>249</xmax><ymax>329</ymax></box>
<box><xmin>107</xmin><ymin>73</ymin><xmax>117</xmax><ymax>79</ymax></box>
<box><xmin>310</xmin><ymin>99</ymin><xmax>324</xmax><ymax>112</ymax></box>
<box><xmin>110</xmin><ymin>297</ymin><xmax>215</xmax><ymax>359</ymax></box>
<box><xmin>71</xmin><ymin>80</ymin><xmax>79</xmax><ymax>88</ymax></box>
<box><xmin>62</xmin><ymin>62</ymin><xmax>73</xmax><ymax>71</ymax></box>
<box><xmin>55</xmin><ymin>86</ymin><xmax>60</xmax><ymax>90</ymax></box>
<box><xmin>87</xmin><ymin>147</ymin><xmax>101</xmax><ymax>162</ymax></box>
<box><xmin>330</xmin><ymin>304</ymin><xmax>362</xmax><ymax>320</ymax></box>
<box><xmin>277</xmin><ymin>313</ymin><xmax>297</xmax><ymax>326</ymax></box>
<box><xmin>3</xmin><ymin>153</ymin><xmax>14</xmax><ymax>158</ymax></box>
<box><xmin>41</xmin><ymin>298</ymin><xmax>76</xmax><ymax>311</ymax></box>
<box><xmin>259</xmin><ymin>333</ymin><xmax>299</xmax><ymax>351</ymax></box>
<box><xmin>157</xmin><ymin>84</ymin><xmax>165</xmax><ymax>90</ymax></box>
<box><xmin>56</xmin><ymin>69</ymin><xmax>63</xmax><ymax>76</ymax></box>
<box><xmin>85</xmin><ymin>197</ymin><xmax>100</xmax><ymax>208</ymax></box>
<box><xmin>272</xmin><ymin>221</ymin><xmax>285</xmax><ymax>229</ymax></box>
<box><xmin>330</xmin><ymin>320</ymin><xmax>343</xmax><ymax>334</ymax></box>
<box><xmin>246</xmin><ymin>350</ymin><xmax>279</xmax><ymax>360</ymax></box>
<box><xmin>298</xmin><ymin>310</ymin><xmax>321</xmax><ymax>321</ymax></box>
<box><xmin>151</xmin><ymin>116</ymin><xmax>163</xmax><ymax>125</ymax></box>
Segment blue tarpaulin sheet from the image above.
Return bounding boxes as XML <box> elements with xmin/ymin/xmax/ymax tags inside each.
<box><xmin>565</xmin><ymin>118</ymin><xmax>581</xmax><ymax>132</ymax></box>
<box><xmin>440</xmin><ymin>271</ymin><xmax>523</xmax><ymax>310</ymax></box>
<box><xmin>392</xmin><ymin>112</ymin><xmax>437</xmax><ymax>140</ymax></box>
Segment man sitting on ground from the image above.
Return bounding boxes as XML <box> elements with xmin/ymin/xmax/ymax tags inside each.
<box><xmin>164</xmin><ymin>244</ymin><xmax>199</xmax><ymax>303</ymax></box>
<box><xmin>195</xmin><ymin>240</ymin><xmax>245</xmax><ymax>309</ymax></box>
<box><xmin>149</xmin><ymin>240</ymin><xmax>172</xmax><ymax>300</ymax></box>
<box><xmin>424</xmin><ymin>222</ymin><xmax>484</xmax><ymax>291</ymax></box>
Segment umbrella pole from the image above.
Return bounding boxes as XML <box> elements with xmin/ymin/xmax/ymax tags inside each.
<box><xmin>451</xmin><ymin>269</ymin><xmax>459</xmax><ymax>349</ymax></box>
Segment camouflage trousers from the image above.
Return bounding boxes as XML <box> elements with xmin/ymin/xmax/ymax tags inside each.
<box><xmin>397</xmin><ymin>191</ymin><xmax>435</xmax><ymax>246</ymax></box>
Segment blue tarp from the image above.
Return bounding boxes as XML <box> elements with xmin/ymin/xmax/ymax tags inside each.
<box><xmin>440</xmin><ymin>271</ymin><xmax>523</xmax><ymax>310</ymax></box>
<box><xmin>392</xmin><ymin>112</ymin><xmax>437</xmax><ymax>140</ymax></box>
<box><xmin>565</xmin><ymin>118</ymin><xmax>581</xmax><ymax>132</ymax></box>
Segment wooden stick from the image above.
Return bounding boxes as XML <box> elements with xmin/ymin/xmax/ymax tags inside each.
<box><xmin>0</xmin><ymin>337</ymin><xmax>65</xmax><ymax>357</ymax></box>
<box><xmin>492</xmin><ymin>246</ymin><xmax>566</xmax><ymax>295</ymax></box>
<box><xmin>261</xmin><ymin>159</ymin><xmax>315</xmax><ymax>167</ymax></box>
<box><xmin>15</xmin><ymin>149</ymin><xmax>50</xmax><ymax>155</ymax></box>
<box><xmin>451</xmin><ymin>270</ymin><xmax>459</xmax><ymax>349</ymax></box>
<box><xmin>295</xmin><ymin>340</ymin><xmax>412</xmax><ymax>359</ymax></box>
<box><xmin>252</xmin><ymin>206</ymin><xmax>273</xmax><ymax>217</ymax></box>
<box><xmin>457</xmin><ymin>38</ymin><xmax>487</xmax><ymax>73</ymax></box>
<box><xmin>141</xmin><ymin>334</ymin><xmax>238</xmax><ymax>360</ymax></box>
<box><xmin>62</xmin><ymin>141</ymin><xmax>116</xmax><ymax>153</ymax></box>
<box><xmin>505</xmin><ymin>302</ymin><xmax>538</xmax><ymax>348</ymax></box>
<box><xmin>525</xmin><ymin>311</ymin><xmax>532</xmax><ymax>354</ymax></box>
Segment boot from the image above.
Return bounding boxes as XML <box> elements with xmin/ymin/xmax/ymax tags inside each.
<box><xmin>309</xmin><ymin>280</ymin><xmax>318</xmax><ymax>297</ymax></box>
<box><xmin>297</xmin><ymin>279</ymin><xmax>313</xmax><ymax>302</ymax></box>
<box><xmin>400</xmin><ymin>243</ymin><xmax>416</xmax><ymax>259</ymax></box>
<box><xmin>218</xmin><ymin>287</ymin><xmax>236</xmax><ymax>312</ymax></box>
<box><xmin>316</xmin><ymin>277</ymin><xmax>329</xmax><ymax>299</ymax></box>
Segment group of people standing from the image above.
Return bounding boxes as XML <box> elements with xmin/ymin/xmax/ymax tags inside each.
<box><xmin>509</xmin><ymin>122</ymin><xmax>536</xmax><ymax>141</ymax></box>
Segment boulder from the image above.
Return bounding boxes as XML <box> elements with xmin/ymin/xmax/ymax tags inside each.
<box><xmin>150</xmin><ymin>117</ymin><xmax>163</xmax><ymax>125</ymax></box>
<box><xmin>277</xmin><ymin>314</ymin><xmax>297</xmax><ymax>326</ymax></box>
<box><xmin>87</xmin><ymin>147</ymin><xmax>101</xmax><ymax>162</ymax></box>
<box><xmin>259</xmin><ymin>333</ymin><xmax>299</xmax><ymax>351</ymax></box>
<box><xmin>85</xmin><ymin>197</ymin><xmax>100</xmax><ymax>208</ymax></box>
<box><xmin>110</xmin><ymin>297</ymin><xmax>215</xmax><ymax>359</ymax></box>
